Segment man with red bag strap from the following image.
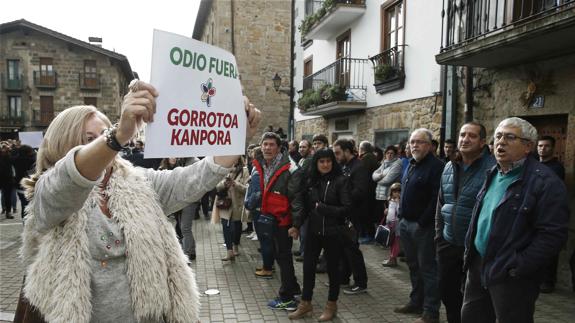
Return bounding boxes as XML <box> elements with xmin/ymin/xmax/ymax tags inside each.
<box><xmin>252</xmin><ymin>132</ymin><xmax>304</xmax><ymax>312</ymax></box>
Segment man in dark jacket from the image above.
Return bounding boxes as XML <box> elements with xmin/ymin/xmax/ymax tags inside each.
<box><xmin>252</xmin><ymin>132</ymin><xmax>304</xmax><ymax>312</ymax></box>
<box><xmin>536</xmin><ymin>135</ymin><xmax>566</xmax><ymax>293</ymax></box>
<box><xmin>395</xmin><ymin>128</ymin><xmax>444</xmax><ymax>323</ymax></box>
<box><xmin>333</xmin><ymin>139</ymin><xmax>369</xmax><ymax>295</ymax></box>
<box><xmin>358</xmin><ymin>141</ymin><xmax>379</xmax><ymax>244</ymax></box>
<box><xmin>461</xmin><ymin>117</ymin><xmax>569</xmax><ymax>323</ymax></box>
<box><xmin>435</xmin><ymin>122</ymin><xmax>495</xmax><ymax>323</ymax></box>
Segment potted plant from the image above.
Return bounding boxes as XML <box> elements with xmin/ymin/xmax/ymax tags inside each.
<box><xmin>373</xmin><ymin>63</ymin><xmax>404</xmax><ymax>94</ymax></box>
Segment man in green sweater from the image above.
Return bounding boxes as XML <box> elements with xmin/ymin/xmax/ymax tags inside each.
<box><xmin>461</xmin><ymin>117</ymin><xmax>569</xmax><ymax>323</ymax></box>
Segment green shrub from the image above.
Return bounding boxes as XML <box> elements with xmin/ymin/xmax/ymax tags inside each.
<box><xmin>374</xmin><ymin>64</ymin><xmax>397</xmax><ymax>83</ymax></box>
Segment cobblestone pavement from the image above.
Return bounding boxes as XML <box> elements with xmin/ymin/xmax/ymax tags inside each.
<box><xmin>1</xmin><ymin>212</ymin><xmax>574</xmax><ymax>322</ymax></box>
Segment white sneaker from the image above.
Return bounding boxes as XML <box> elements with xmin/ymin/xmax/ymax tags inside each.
<box><xmin>251</xmin><ymin>234</ymin><xmax>258</xmax><ymax>241</ymax></box>
<box><xmin>246</xmin><ymin>232</ymin><xmax>255</xmax><ymax>239</ymax></box>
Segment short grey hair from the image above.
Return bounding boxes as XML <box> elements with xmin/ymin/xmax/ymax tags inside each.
<box><xmin>496</xmin><ymin>117</ymin><xmax>538</xmax><ymax>143</ymax></box>
<box><xmin>359</xmin><ymin>141</ymin><xmax>374</xmax><ymax>153</ymax></box>
<box><xmin>410</xmin><ymin>128</ymin><xmax>433</xmax><ymax>143</ymax></box>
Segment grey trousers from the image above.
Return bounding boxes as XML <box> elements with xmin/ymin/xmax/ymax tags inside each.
<box><xmin>180</xmin><ymin>202</ymin><xmax>198</xmax><ymax>256</ymax></box>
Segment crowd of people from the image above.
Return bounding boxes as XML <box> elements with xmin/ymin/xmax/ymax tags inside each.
<box><xmin>229</xmin><ymin>118</ymin><xmax>571</xmax><ymax>323</ymax></box>
<box><xmin>1</xmin><ymin>80</ymin><xmax>573</xmax><ymax>323</ymax></box>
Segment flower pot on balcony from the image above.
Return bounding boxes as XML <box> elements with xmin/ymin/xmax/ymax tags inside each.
<box><xmin>374</xmin><ymin>76</ymin><xmax>404</xmax><ymax>94</ymax></box>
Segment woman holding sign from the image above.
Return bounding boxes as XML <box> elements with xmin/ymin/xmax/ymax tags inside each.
<box><xmin>16</xmin><ymin>80</ymin><xmax>260</xmax><ymax>323</ymax></box>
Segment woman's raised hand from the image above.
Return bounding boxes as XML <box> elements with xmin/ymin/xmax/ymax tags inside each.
<box><xmin>116</xmin><ymin>80</ymin><xmax>159</xmax><ymax>145</ymax></box>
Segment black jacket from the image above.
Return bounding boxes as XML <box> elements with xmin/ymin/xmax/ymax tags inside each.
<box><xmin>342</xmin><ymin>157</ymin><xmax>371</xmax><ymax>220</ymax></box>
<box><xmin>464</xmin><ymin>156</ymin><xmax>569</xmax><ymax>287</ymax></box>
<box><xmin>305</xmin><ymin>174</ymin><xmax>352</xmax><ymax>236</ymax></box>
<box><xmin>541</xmin><ymin>157</ymin><xmax>565</xmax><ymax>181</ymax></box>
<box><xmin>400</xmin><ymin>153</ymin><xmax>445</xmax><ymax>228</ymax></box>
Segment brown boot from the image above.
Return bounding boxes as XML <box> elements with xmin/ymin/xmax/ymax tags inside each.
<box><xmin>317</xmin><ymin>301</ymin><xmax>337</xmax><ymax>321</ymax></box>
<box><xmin>288</xmin><ymin>300</ymin><xmax>313</xmax><ymax>319</ymax></box>
<box><xmin>221</xmin><ymin>250</ymin><xmax>235</xmax><ymax>261</ymax></box>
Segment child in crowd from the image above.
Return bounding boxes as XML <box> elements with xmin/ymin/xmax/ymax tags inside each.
<box><xmin>382</xmin><ymin>183</ymin><xmax>401</xmax><ymax>267</ymax></box>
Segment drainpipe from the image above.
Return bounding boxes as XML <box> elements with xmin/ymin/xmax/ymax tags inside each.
<box><xmin>465</xmin><ymin>66</ymin><xmax>473</xmax><ymax>122</ymax></box>
<box><xmin>288</xmin><ymin>0</ymin><xmax>296</xmax><ymax>140</ymax></box>
<box><xmin>442</xmin><ymin>65</ymin><xmax>458</xmax><ymax>153</ymax></box>
<box><xmin>230</xmin><ymin>0</ymin><xmax>235</xmax><ymax>54</ymax></box>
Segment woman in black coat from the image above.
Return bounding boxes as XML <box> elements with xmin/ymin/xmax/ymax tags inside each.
<box><xmin>288</xmin><ymin>148</ymin><xmax>351</xmax><ymax>321</ymax></box>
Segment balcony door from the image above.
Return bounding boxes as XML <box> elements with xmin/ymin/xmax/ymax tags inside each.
<box><xmin>84</xmin><ymin>60</ymin><xmax>97</xmax><ymax>88</ymax></box>
<box><xmin>7</xmin><ymin>60</ymin><xmax>21</xmax><ymax>88</ymax></box>
<box><xmin>336</xmin><ymin>30</ymin><xmax>351</xmax><ymax>88</ymax></box>
<box><xmin>40</xmin><ymin>96</ymin><xmax>54</xmax><ymax>124</ymax></box>
<box><xmin>40</xmin><ymin>58</ymin><xmax>54</xmax><ymax>86</ymax></box>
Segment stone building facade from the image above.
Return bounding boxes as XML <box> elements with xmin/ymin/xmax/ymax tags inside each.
<box><xmin>295</xmin><ymin>96</ymin><xmax>442</xmax><ymax>148</ymax></box>
<box><xmin>193</xmin><ymin>0</ymin><xmax>292</xmax><ymax>143</ymax></box>
<box><xmin>0</xmin><ymin>19</ymin><xmax>134</xmax><ymax>139</ymax></box>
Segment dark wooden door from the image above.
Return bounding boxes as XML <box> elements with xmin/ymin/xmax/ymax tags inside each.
<box><xmin>40</xmin><ymin>96</ymin><xmax>54</xmax><ymax>124</ymax></box>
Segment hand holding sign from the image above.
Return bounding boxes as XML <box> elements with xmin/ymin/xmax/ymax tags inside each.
<box><xmin>116</xmin><ymin>80</ymin><xmax>159</xmax><ymax>145</ymax></box>
<box><xmin>147</xmin><ymin>30</ymin><xmax>255</xmax><ymax>159</ymax></box>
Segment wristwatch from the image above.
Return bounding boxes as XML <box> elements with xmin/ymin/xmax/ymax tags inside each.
<box><xmin>103</xmin><ymin>125</ymin><xmax>128</xmax><ymax>151</ymax></box>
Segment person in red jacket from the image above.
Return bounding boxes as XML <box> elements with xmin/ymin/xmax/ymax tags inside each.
<box><xmin>252</xmin><ymin>132</ymin><xmax>305</xmax><ymax>312</ymax></box>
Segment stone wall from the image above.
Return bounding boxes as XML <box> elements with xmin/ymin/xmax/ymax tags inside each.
<box><xmin>295</xmin><ymin>95</ymin><xmax>443</xmax><ymax>145</ymax></box>
<box><xmin>0</xmin><ymin>28</ymin><xmax>129</xmax><ymax>132</ymax></box>
<box><xmin>362</xmin><ymin>96</ymin><xmax>443</xmax><ymax>142</ymax></box>
<box><xmin>198</xmin><ymin>0</ymin><xmax>292</xmax><ymax>144</ymax></box>
<box><xmin>456</xmin><ymin>54</ymin><xmax>575</xmax><ymax>190</ymax></box>
<box><xmin>294</xmin><ymin>117</ymin><xmax>328</xmax><ymax>141</ymax></box>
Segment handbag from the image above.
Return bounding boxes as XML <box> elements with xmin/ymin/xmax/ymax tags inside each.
<box><xmin>216</xmin><ymin>196</ymin><xmax>232</xmax><ymax>210</ymax></box>
<box><xmin>257</xmin><ymin>213</ymin><xmax>278</xmax><ymax>238</ymax></box>
<box><xmin>13</xmin><ymin>277</ymin><xmax>47</xmax><ymax>323</ymax></box>
<box><xmin>374</xmin><ymin>224</ymin><xmax>393</xmax><ymax>247</ymax></box>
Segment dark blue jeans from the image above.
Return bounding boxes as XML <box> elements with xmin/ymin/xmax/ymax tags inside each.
<box><xmin>221</xmin><ymin>218</ymin><xmax>241</xmax><ymax>250</ymax></box>
<box><xmin>399</xmin><ymin>218</ymin><xmax>440</xmax><ymax>317</ymax></box>
<box><xmin>253</xmin><ymin>211</ymin><xmax>275</xmax><ymax>270</ymax></box>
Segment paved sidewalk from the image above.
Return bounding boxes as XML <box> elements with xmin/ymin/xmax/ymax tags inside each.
<box><xmin>1</xmin><ymin>214</ymin><xmax>574</xmax><ymax>322</ymax></box>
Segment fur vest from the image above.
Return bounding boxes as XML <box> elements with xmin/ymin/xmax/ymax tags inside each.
<box><xmin>21</xmin><ymin>166</ymin><xmax>200</xmax><ymax>323</ymax></box>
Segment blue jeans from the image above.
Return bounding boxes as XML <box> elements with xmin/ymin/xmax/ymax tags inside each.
<box><xmin>221</xmin><ymin>218</ymin><xmax>241</xmax><ymax>250</ymax></box>
<box><xmin>253</xmin><ymin>211</ymin><xmax>275</xmax><ymax>269</ymax></box>
<box><xmin>399</xmin><ymin>218</ymin><xmax>440</xmax><ymax>317</ymax></box>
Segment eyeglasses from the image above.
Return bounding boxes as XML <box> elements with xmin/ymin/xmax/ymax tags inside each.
<box><xmin>494</xmin><ymin>132</ymin><xmax>531</xmax><ymax>143</ymax></box>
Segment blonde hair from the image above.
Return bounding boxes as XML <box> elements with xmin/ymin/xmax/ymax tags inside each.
<box><xmin>388</xmin><ymin>182</ymin><xmax>401</xmax><ymax>199</ymax></box>
<box><xmin>23</xmin><ymin>105</ymin><xmax>129</xmax><ymax>197</ymax></box>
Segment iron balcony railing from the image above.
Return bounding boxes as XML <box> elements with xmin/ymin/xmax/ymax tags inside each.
<box><xmin>32</xmin><ymin>109</ymin><xmax>54</xmax><ymax>126</ymax></box>
<box><xmin>369</xmin><ymin>46</ymin><xmax>405</xmax><ymax>84</ymax></box>
<box><xmin>79</xmin><ymin>73</ymin><xmax>101</xmax><ymax>90</ymax></box>
<box><xmin>303</xmin><ymin>57</ymin><xmax>369</xmax><ymax>101</ymax></box>
<box><xmin>305</xmin><ymin>0</ymin><xmax>366</xmax><ymax>17</ymax></box>
<box><xmin>305</xmin><ymin>0</ymin><xmax>324</xmax><ymax>16</ymax></box>
<box><xmin>440</xmin><ymin>0</ymin><xmax>575</xmax><ymax>51</ymax></box>
<box><xmin>2</xmin><ymin>73</ymin><xmax>24</xmax><ymax>90</ymax></box>
<box><xmin>0</xmin><ymin>112</ymin><xmax>25</xmax><ymax>127</ymax></box>
<box><xmin>33</xmin><ymin>71</ymin><xmax>58</xmax><ymax>89</ymax></box>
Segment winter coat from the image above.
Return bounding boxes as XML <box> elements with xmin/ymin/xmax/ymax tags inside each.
<box><xmin>372</xmin><ymin>158</ymin><xmax>402</xmax><ymax>200</ymax></box>
<box><xmin>464</xmin><ymin>155</ymin><xmax>569</xmax><ymax>287</ymax></box>
<box><xmin>213</xmin><ymin>166</ymin><xmax>249</xmax><ymax>221</ymax></box>
<box><xmin>400</xmin><ymin>153</ymin><xmax>445</xmax><ymax>228</ymax></box>
<box><xmin>244</xmin><ymin>168</ymin><xmax>262</xmax><ymax>212</ymax></box>
<box><xmin>341</xmin><ymin>157</ymin><xmax>371</xmax><ymax>221</ymax></box>
<box><xmin>21</xmin><ymin>146</ymin><xmax>230</xmax><ymax>323</ymax></box>
<box><xmin>436</xmin><ymin>151</ymin><xmax>495</xmax><ymax>246</ymax></box>
<box><xmin>304</xmin><ymin>174</ymin><xmax>352</xmax><ymax>236</ymax></box>
<box><xmin>252</xmin><ymin>150</ymin><xmax>305</xmax><ymax>228</ymax></box>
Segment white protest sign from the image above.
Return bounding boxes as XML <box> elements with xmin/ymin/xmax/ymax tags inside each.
<box><xmin>145</xmin><ymin>29</ymin><xmax>245</xmax><ymax>158</ymax></box>
<box><xmin>18</xmin><ymin>131</ymin><xmax>43</xmax><ymax>148</ymax></box>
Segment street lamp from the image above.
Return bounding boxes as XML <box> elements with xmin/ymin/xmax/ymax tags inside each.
<box><xmin>272</xmin><ymin>73</ymin><xmax>290</xmax><ymax>95</ymax></box>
